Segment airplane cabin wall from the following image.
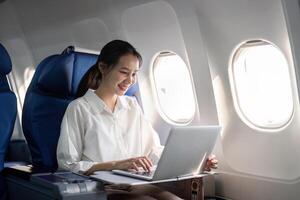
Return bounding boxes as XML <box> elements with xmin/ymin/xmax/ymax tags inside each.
<box><xmin>0</xmin><ymin>0</ymin><xmax>137</xmax><ymax>139</ymax></box>
<box><xmin>1</xmin><ymin>0</ymin><xmax>299</xmax><ymax>199</ymax></box>
<box><xmin>0</xmin><ymin>0</ymin><xmax>219</xmax><ymax>143</ymax></box>
<box><xmin>195</xmin><ymin>0</ymin><xmax>300</xmax><ymax>199</ymax></box>
<box><xmin>0</xmin><ymin>0</ymin><xmax>33</xmax><ymax>139</ymax></box>
<box><xmin>121</xmin><ymin>0</ymin><xmax>218</xmax><ymax>143</ymax></box>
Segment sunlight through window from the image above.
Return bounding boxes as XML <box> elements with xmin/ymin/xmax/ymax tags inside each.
<box><xmin>153</xmin><ymin>52</ymin><xmax>196</xmax><ymax>123</ymax></box>
<box><xmin>230</xmin><ymin>40</ymin><xmax>294</xmax><ymax>129</ymax></box>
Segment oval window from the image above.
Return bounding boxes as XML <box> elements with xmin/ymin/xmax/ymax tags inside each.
<box><xmin>152</xmin><ymin>52</ymin><xmax>196</xmax><ymax>124</ymax></box>
<box><xmin>230</xmin><ymin>40</ymin><xmax>294</xmax><ymax>129</ymax></box>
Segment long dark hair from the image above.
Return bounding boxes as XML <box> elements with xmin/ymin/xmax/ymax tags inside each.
<box><xmin>76</xmin><ymin>40</ymin><xmax>142</xmax><ymax>97</ymax></box>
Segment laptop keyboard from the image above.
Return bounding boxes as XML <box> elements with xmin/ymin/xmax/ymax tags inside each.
<box><xmin>129</xmin><ymin>170</ymin><xmax>155</xmax><ymax>177</ymax></box>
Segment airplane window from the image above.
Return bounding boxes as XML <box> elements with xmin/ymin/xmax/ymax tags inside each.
<box><xmin>230</xmin><ymin>40</ymin><xmax>294</xmax><ymax>129</ymax></box>
<box><xmin>152</xmin><ymin>52</ymin><xmax>196</xmax><ymax>124</ymax></box>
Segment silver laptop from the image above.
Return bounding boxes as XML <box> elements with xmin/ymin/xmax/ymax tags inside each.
<box><xmin>112</xmin><ymin>126</ymin><xmax>221</xmax><ymax>181</ymax></box>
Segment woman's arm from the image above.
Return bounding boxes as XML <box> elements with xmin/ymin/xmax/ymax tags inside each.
<box><xmin>84</xmin><ymin>161</ymin><xmax>116</xmax><ymax>175</ymax></box>
<box><xmin>57</xmin><ymin>102</ymin><xmax>97</xmax><ymax>172</ymax></box>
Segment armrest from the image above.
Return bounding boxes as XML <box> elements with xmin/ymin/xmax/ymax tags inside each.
<box><xmin>3</xmin><ymin>164</ymin><xmax>33</xmax><ymax>180</ymax></box>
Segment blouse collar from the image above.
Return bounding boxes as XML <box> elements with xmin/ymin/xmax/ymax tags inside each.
<box><xmin>84</xmin><ymin>89</ymin><xmax>129</xmax><ymax>114</ymax></box>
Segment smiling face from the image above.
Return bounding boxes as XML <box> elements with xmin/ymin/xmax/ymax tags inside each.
<box><xmin>99</xmin><ymin>53</ymin><xmax>140</xmax><ymax>96</ymax></box>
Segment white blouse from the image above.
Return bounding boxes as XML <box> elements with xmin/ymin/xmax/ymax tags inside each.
<box><xmin>57</xmin><ymin>90</ymin><xmax>163</xmax><ymax>173</ymax></box>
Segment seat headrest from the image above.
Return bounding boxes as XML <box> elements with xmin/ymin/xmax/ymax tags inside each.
<box><xmin>37</xmin><ymin>46</ymin><xmax>98</xmax><ymax>97</ymax></box>
<box><xmin>0</xmin><ymin>43</ymin><xmax>12</xmax><ymax>76</ymax></box>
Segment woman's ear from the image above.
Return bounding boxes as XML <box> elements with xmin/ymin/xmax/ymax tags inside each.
<box><xmin>98</xmin><ymin>62</ymin><xmax>106</xmax><ymax>74</ymax></box>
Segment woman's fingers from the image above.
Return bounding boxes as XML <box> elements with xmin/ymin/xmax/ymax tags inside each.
<box><xmin>128</xmin><ymin>156</ymin><xmax>153</xmax><ymax>172</ymax></box>
<box><xmin>117</xmin><ymin>156</ymin><xmax>154</xmax><ymax>171</ymax></box>
<box><xmin>135</xmin><ymin>157</ymin><xmax>153</xmax><ymax>171</ymax></box>
<box><xmin>136</xmin><ymin>158</ymin><xmax>148</xmax><ymax>171</ymax></box>
<box><xmin>144</xmin><ymin>157</ymin><xmax>153</xmax><ymax>167</ymax></box>
<box><xmin>204</xmin><ymin>155</ymin><xmax>218</xmax><ymax>171</ymax></box>
<box><xmin>132</xmin><ymin>161</ymin><xmax>140</xmax><ymax>171</ymax></box>
<box><xmin>211</xmin><ymin>158</ymin><xmax>218</xmax><ymax>168</ymax></box>
<box><xmin>140</xmin><ymin>156</ymin><xmax>153</xmax><ymax>171</ymax></box>
<box><xmin>208</xmin><ymin>154</ymin><xmax>216</xmax><ymax>160</ymax></box>
<box><xmin>84</xmin><ymin>165</ymin><xmax>95</xmax><ymax>176</ymax></box>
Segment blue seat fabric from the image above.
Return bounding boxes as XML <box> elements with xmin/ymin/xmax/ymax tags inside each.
<box><xmin>22</xmin><ymin>48</ymin><xmax>97</xmax><ymax>172</ymax></box>
<box><xmin>0</xmin><ymin>43</ymin><xmax>17</xmax><ymax>171</ymax></box>
<box><xmin>22</xmin><ymin>46</ymin><xmax>139</xmax><ymax>172</ymax></box>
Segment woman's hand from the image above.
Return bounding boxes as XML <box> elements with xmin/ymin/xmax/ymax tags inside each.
<box><xmin>84</xmin><ymin>156</ymin><xmax>153</xmax><ymax>176</ymax></box>
<box><xmin>204</xmin><ymin>154</ymin><xmax>218</xmax><ymax>172</ymax></box>
<box><xmin>114</xmin><ymin>156</ymin><xmax>153</xmax><ymax>172</ymax></box>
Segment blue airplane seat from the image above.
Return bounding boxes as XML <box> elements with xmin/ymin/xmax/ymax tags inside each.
<box><xmin>0</xmin><ymin>43</ymin><xmax>17</xmax><ymax>172</ymax></box>
<box><xmin>0</xmin><ymin>43</ymin><xmax>25</xmax><ymax>200</ymax></box>
<box><xmin>22</xmin><ymin>46</ymin><xmax>139</xmax><ymax>172</ymax></box>
<box><xmin>22</xmin><ymin>46</ymin><xmax>98</xmax><ymax>172</ymax></box>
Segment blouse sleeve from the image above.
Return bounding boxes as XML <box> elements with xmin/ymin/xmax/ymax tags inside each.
<box><xmin>133</xmin><ymin>99</ymin><xmax>164</xmax><ymax>165</ymax></box>
<box><xmin>56</xmin><ymin>102</ymin><xmax>97</xmax><ymax>173</ymax></box>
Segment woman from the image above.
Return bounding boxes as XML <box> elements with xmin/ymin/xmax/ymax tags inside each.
<box><xmin>57</xmin><ymin>40</ymin><xmax>217</xmax><ymax>200</ymax></box>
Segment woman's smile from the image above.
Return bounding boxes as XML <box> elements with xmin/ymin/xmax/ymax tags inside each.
<box><xmin>118</xmin><ymin>83</ymin><xmax>130</xmax><ymax>92</ymax></box>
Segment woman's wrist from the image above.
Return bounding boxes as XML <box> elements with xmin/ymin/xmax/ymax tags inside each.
<box><xmin>111</xmin><ymin>161</ymin><xmax>117</xmax><ymax>170</ymax></box>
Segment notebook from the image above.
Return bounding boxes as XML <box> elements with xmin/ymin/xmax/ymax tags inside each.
<box><xmin>112</xmin><ymin>126</ymin><xmax>221</xmax><ymax>181</ymax></box>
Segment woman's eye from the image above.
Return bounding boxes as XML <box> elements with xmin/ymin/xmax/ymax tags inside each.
<box><xmin>120</xmin><ymin>71</ymin><xmax>128</xmax><ymax>75</ymax></box>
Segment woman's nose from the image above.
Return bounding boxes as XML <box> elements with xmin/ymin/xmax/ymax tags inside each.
<box><xmin>125</xmin><ymin>75</ymin><xmax>135</xmax><ymax>84</ymax></box>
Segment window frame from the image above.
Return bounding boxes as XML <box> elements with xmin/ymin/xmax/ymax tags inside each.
<box><xmin>228</xmin><ymin>39</ymin><xmax>294</xmax><ymax>131</ymax></box>
<box><xmin>151</xmin><ymin>51</ymin><xmax>197</xmax><ymax>125</ymax></box>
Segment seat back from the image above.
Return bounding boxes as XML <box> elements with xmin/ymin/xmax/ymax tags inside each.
<box><xmin>22</xmin><ymin>47</ymin><xmax>97</xmax><ymax>171</ymax></box>
<box><xmin>0</xmin><ymin>44</ymin><xmax>17</xmax><ymax>171</ymax></box>
<box><xmin>22</xmin><ymin>46</ymin><xmax>139</xmax><ymax>171</ymax></box>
